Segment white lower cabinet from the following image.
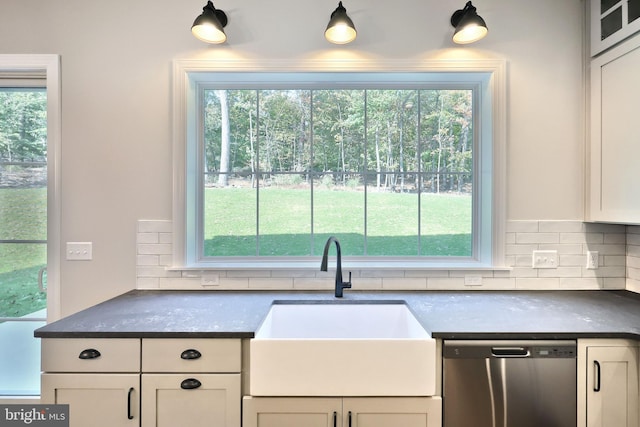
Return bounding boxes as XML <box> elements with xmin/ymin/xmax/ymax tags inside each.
<box><xmin>141</xmin><ymin>374</ymin><xmax>240</xmax><ymax>427</ymax></box>
<box><xmin>578</xmin><ymin>339</ymin><xmax>640</xmax><ymax>427</ymax></box>
<box><xmin>42</xmin><ymin>373</ymin><xmax>139</xmax><ymax>426</ymax></box>
<box><xmin>41</xmin><ymin>338</ymin><xmax>142</xmax><ymax>427</ymax></box>
<box><xmin>140</xmin><ymin>338</ymin><xmax>241</xmax><ymax>427</ymax></box>
<box><xmin>41</xmin><ymin>338</ymin><xmax>242</xmax><ymax>427</ymax></box>
<box><xmin>242</xmin><ymin>396</ymin><xmax>442</xmax><ymax>427</ymax></box>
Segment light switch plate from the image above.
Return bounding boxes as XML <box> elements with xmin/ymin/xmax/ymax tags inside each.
<box><xmin>66</xmin><ymin>242</ymin><xmax>93</xmax><ymax>261</ymax></box>
<box><xmin>532</xmin><ymin>250</ymin><xmax>558</xmax><ymax>269</ymax></box>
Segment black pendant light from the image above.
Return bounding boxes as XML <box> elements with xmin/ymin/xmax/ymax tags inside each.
<box><xmin>324</xmin><ymin>1</ymin><xmax>357</xmax><ymax>44</ymax></box>
<box><xmin>450</xmin><ymin>1</ymin><xmax>488</xmax><ymax>44</ymax></box>
<box><xmin>192</xmin><ymin>1</ymin><xmax>228</xmax><ymax>44</ymax></box>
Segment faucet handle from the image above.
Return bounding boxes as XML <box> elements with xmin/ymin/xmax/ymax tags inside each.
<box><xmin>345</xmin><ymin>271</ymin><xmax>352</xmax><ymax>288</ymax></box>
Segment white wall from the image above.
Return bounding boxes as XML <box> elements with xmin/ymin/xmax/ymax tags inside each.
<box><xmin>0</xmin><ymin>0</ymin><xmax>586</xmax><ymax>316</ymax></box>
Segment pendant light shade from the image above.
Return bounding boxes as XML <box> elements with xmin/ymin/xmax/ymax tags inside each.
<box><xmin>450</xmin><ymin>1</ymin><xmax>488</xmax><ymax>44</ymax></box>
<box><xmin>192</xmin><ymin>1</ymin><xmax>228</xmax><ymax>44</ymax></box>
<box><xmin>325</xmin><ymin>1</ymin><xmax>357</xmax><ymax>44</ymax></box>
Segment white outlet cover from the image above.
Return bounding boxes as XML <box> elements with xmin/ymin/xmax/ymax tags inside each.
<box><xmin>201</xmin><ymin>273</ymin><xmax>220</xmax><ymax>286</ymax></box>
<box><xmin>586</xmin><ymin>251</ymin><xmax>599</xmax><ymax>269</ymax></box>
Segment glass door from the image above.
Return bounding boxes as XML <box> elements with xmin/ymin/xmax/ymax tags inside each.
<box><xmin>0</xmin><ymin>85</ymin><xmax>48</xmax><ymax>396</ymax></box>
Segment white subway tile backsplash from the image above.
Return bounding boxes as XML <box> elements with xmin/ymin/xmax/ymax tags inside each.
<box><xmin>137</xmin><ymin>255</ymin><xmax>160</xmax><ymax>266</ymax></box>
<box><xmin>137</xmin><ymin>266</ymin><xmax>181</xmax><ymax>278</ymax></box>
<box><xmin>516</xmin><ymin>232</ymin><xmax>560</xmax><ymax>244</ymax></box>
<box><xmin>539</xmin><ymin>221</ymin><xmax>585</xmax><ymax>233</ymax></box>
<box><xmin>626</xmin><ymin>278</ymin><xmax>640</xmax><ymax>292</ymax></box>
<box><xmin>427</xmin><ymin>277</ymin><xmax>466</xmax><ymax>289</ymax></box>
<box><xmin>272</xmin><ymin>270</ymin><xmax>318</xmax><ymax>278</ymax></box>
<box><xmin>354</xmin><ymin>278</ymin><xmax>383</xmax><ymax>290</ymax></box>
<box><xmin>506</xmin><ymin>221</ymin><xmax>539</xmax><ymax>232</ymax></box>
<box><xmin>515</xmin><ymin>278</ymin><xmax>560</xmax><ymax>289</ymax></box>
<box><xmin>137</xmin><ymin>277</ymin><xmax>159</xmax><ymax>289</ymax></box>
<box><xmin>249</xmin><ymin>278</ymin><xmax>294</xmax><ymax>290</ymax></box>
<box><xmin>382</xmin><ymin>278</ymin><xmax>427</xmax><ymax>290</ymax></box>
<box><xmin>138</xmin><ymin>243</ymin><xmax>172</xmax><ymax>255</ymax></box>
<box><xmin>628</xmin><ymin>233</ymin><xmax>640</xmax><ymax>245</ymax></box>
<box><xmin>138</xmin><ymin>220</ymin><xmax>172</xmax><ymax>233</ymax></box>
<box><xmin>137</xmin><ymin>232</ymin><xmax>159</xmax><ymax>244</ymax></box>
<box><xmin>603</xmin><ymin>278</ymin><xmax>626</xmax><ymax>289</ymax></box>
<box><xmin>538</xmin><ymin>267</ymin><xmax>582</xmax><ymax>278</ymax></box>
<box><xmin>604</xmin><ymin>233</ymin><xmax>626</xmax><ymax>244</ymax></box>
<box><xmin>605</xmin><ymin>255</ymin><xmax>626</xmax><ymax>266</ymax></box>
<box><xmin>405</xmin><ymin>270</ymin><xmax>450</xmax><ymax>278</ymax></box>
<box><xmin>158</xmin><ymin>233</ymin><xmax>173</xmax><ymax>244</ymax></box>
<box><xmin>219</xmin><ymin>278</ymin><xmax>250</xmax><ymax>289</ymax></box>
<box><xmin>475</xmin><ymin>278</ymin><xmax>516</xmax><ymax>290</ymax></box>
<box><xmin>134</xmin><ymin>219</ymin><xmax>635</xmax><ymax>292</ymax></box>
<box><xmin>560</xmin><ymin>278</ymin><xmax>602</xmax><ymax>289</ymax></box>
<box><xmin>505</xmin><ymin>244</ymin><xmax>538</xmax><ymax>255</ymax></box>
<box><xmin>294</xmin><ymin>278</ymin><xmax>334</xmax><ymax>290</ymax></box>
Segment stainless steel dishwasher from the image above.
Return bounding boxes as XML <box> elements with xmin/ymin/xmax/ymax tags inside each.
<box><xmin>443</xmin><ymin>340</ymin><xmax>577</xmax><ymax>427</ymax></box>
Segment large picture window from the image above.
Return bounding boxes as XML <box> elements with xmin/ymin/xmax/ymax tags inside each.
<box><xmin>174</xmin><ymin>62</ymin><xmax>505</xmax><ymax>269</ymax></box>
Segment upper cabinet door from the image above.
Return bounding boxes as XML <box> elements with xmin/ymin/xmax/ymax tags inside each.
<box><xmin>588</xmin><ymin>33</ymin><xmax>640</xmax><ymax>224</ymax></box>
<box><xmin>591</xmin><ymin>0</ymin><xmax>640</xmax><ymax>56</ymax></box>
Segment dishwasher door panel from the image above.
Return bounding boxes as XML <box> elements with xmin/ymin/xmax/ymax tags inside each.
<box><xmin>444</xmin><ymin>349</ymin><xmax>576</xmax><ymax>427</ymax></box>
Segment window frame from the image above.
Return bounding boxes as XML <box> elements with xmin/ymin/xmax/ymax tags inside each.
<box><xmin>173</xmin><ymin>59</ymin><xmax>506</xmax><ymax>270</ymax></box>
<box><xmin>0</xmin><ymin>54</ymin><xmax>61</xmax><ymax>401</ymax></box>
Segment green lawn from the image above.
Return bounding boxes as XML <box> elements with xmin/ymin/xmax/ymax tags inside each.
<box><xmin>1</xmin><ymin>186</ymin><xmax>471</xmax><ymax>317</ymax></box>
<box><xmin>204</xmin><ymin>187</ymin><xmax>472</xmax><ymax>257</ymax></box>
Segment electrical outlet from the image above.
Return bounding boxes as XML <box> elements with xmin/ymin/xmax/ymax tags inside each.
<box><xmin>586</xmin><ymin>251</ymin><xmax>599</xmax><ymax>269</ymax></box>
<box><xmin>532</xmin><ymin>250</ymin><xmax>558</xmax><ymax>269</ymax></box>
<box><xmin>201</xmin><ymin>273</ymin><xmax>220</xmax><ymax>287</ymax></box>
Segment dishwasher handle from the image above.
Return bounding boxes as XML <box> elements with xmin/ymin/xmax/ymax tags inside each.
<box><xmin>491</xmin><ymin>346</ymin><xmax>530</xmax><ymax>357</ymax></box>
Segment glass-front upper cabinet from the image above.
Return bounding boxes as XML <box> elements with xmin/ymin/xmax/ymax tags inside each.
<box><xmin>591</xmin><ymin>0</ymin><xmax>640</xmax><ymax>56</ymax></box>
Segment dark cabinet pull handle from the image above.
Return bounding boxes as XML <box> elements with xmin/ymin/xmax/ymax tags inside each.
<box><xmin>180</xmin><ymin>378</ymin><xmax>202</xmax><ymax>389</ymax></box>
<box><xmin>333</xmin><ymin>411</ymin><xmax>337</xmax><ymax>427</ymax></box>
<box><xmin>180</xmin><ymin>349</ymin><xmax>202</xmax><ymax>360</ymax></box>
<box><xmin>348</xmin><ymin>411</ymin><xmax>352</xmax><ymax>427</ymax></box>
<box><xmin>594</xmin><ymin>360</ymin><xmax>601</xmax><ymax>392</ymax></box>
<box><xmin>78</xmin><ymin>348</ymin><xmax>101</xmax><ymax>360</ymax></box>
<box><xmin>127</xmin><ymin>387</ymin><xmax>134</xmax><ymax>420</ymax></box>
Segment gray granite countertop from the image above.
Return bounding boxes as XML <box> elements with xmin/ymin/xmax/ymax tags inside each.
<box><xmin>34</xmin><ymin>290</ymin><xmax>640</xmax><ymax>340</ymax></box>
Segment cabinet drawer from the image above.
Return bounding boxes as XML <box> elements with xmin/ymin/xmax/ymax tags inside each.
<box><xmin>142</xmin><ymin>338</ymin><xmax>240</xmax><ymax>372</ymax></box>
<box><xmin>42</xmin><ymin>338</ymin><xmax>141</xmax><ymax>372</ymax></box>
<box><xmin>141</xmin><ymin>374</ymin><xmax>241</xmax><ymax>427</ymax></box>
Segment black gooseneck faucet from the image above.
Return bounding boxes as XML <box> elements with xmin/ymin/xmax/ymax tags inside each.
<box><xmin>320</xmin><ymin>236</ymin><xmax>352</xmax><ymax>298</ymax></box>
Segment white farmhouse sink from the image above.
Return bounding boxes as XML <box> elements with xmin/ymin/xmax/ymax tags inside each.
<box><xmin>249</xmin><ymin>301</ymin><xmax>436</xmax><ymax>396</ymax></box>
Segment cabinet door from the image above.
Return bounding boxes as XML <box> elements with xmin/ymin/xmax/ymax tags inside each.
<box><xmin>344</xmin><ymin>397</ymin><xmax>442</xmax><ymax>427</ymax></box>
<box><xmin>141</xmin><ymin>374</ymin><xmax>240</xmax><ymax>427</ymax></box>
<box><xmin>589</xmin><ymin>34</ymin><xmax>640</xmax><ymax>223</ymax></box>
<box><xmin>586</xmin><ymin>346</ymin><xmax>639</xmax><ymax>427</ymax></box>
<box><xmin>590</xmin><ymin>0</ymin><xmax>640</xmax><ymax>56</ymax></box>
<box><xmin>41</xmin><ymin>373</ymin><xmax>139</xmax><ymax>427</ymax></box>
<box><xmin>242</xmin><ymin>396</ymin><xmax>342</xmax><ymax>427</ymax></box>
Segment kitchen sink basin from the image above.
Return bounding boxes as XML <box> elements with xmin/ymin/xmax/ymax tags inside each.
<box><xmin>249</xmin><ymin>301</ymin><xmax>436</xmax><ymax>396</ymax></box>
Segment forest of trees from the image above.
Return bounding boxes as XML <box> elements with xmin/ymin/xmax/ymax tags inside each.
<box><xmin>0</xmin><ymin>90</ymin><xmax>47</xmax><ymax>188</ymax></box>
<box><xmin>203</xmin><ymin>88</ymin><xmax>474</xmax><ymax>194</ymax></box>
<box><xmin>0</xmin><ymin>90</ymin><xmax>47</xmax><ymax>163</ymax></box>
